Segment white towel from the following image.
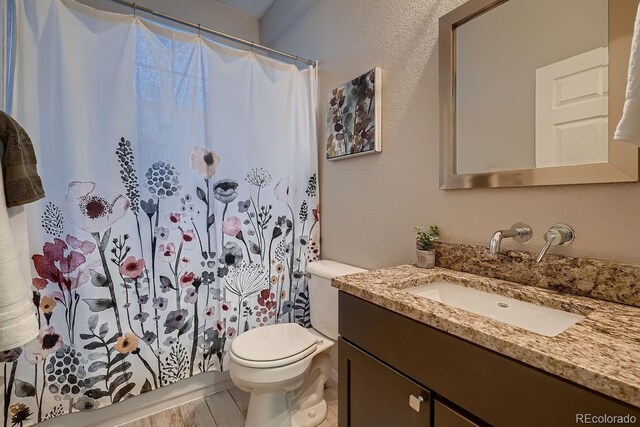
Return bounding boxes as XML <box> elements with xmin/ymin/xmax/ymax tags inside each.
<box><xmin>615</xmin><ymin>1</ymin><xmax>640</xmax><ymax>146</ymax></box>
<box><xmin>0</xmin><ymin>164</ymin><xmax>38</xmax><ymax>351</ymax></box>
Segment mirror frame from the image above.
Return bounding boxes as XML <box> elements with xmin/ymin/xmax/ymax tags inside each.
<box><xmin>439</xmin><ymin>0</ymin><xmax>640</xmax><ymax>189</ymax></box>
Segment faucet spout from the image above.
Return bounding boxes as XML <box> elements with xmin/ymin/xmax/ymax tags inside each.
<box><xmin>488</xmin><ymin>223</ymin><xmax>532</xmax><ymax>256</ymax></box>
<box><xmin>489</xmin><ymin>230</ymin><xmax>512</xmax><ymax>256</ymax></box>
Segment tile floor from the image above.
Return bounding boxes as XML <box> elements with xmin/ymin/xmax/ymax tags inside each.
<box><xmin>120</xmin><ymin>380</ymin><xmax>338</xmax><ymax>427</ymax></box>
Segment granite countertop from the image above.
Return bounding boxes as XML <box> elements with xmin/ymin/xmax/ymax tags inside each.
<box><xmin>332</xmin><ymin>265</ymin><xmax>640</xmax><ymax>407</ymax></box>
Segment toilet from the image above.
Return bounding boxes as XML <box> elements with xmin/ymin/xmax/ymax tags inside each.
<box><xmin>229</xmin><ymin>260</ymin><xmax>366</xmax><ymax>427</ymax></box>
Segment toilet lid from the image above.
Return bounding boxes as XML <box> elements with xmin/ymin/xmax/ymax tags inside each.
<box><xmin>230</xmin><ymin>323</ymin><xmax>318</xmax><ymax>365</ymax></box>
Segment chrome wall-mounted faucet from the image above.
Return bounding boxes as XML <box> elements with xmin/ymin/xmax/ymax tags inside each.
<box><xmin>489</xmin><ymin>223</ymin><xmax>532</xmax><ymax>256</ymax></box>
<box><xmin>535</xmin><ymin>224</ymin><xmax>574</xmax><ymax>262</ymax></box>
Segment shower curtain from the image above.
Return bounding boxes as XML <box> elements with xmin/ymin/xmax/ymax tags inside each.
<box><xmin>1</xmin><ymin>0</ymin><xmax>319</xmax><ymax>425</ymax></box>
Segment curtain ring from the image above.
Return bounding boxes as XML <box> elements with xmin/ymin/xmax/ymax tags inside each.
<box><xmin>197</xmin><ymin>24</ymin><xmax>201</xmax><ymax>37</ymax></box>
<box><xmin>132</xmin><ymin>3</ymin><xmax>136</xmax><ymax>18</ymax></box>
<box><xmin>251</xmin><ymin>41</ymin><xmax>255</xmax><ymax>53</ymax></box>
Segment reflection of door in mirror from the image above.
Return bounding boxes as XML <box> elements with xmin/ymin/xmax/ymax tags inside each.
<box><xmin>535</xmin><ymin>48</ymin><xmax>608</xmax><ymax>168</ymax></box>
<box><xmin>454</xmin><ymin>0</ymin><xmax>608</xmax><ymax>175</ymax></box>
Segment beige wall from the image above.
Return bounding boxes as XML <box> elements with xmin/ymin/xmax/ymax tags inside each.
<box><xmin>260</xmin><ymin>0</ymin><xmax>640</xmax><ymax>268</ymax></box>
<box><xmin>456</xmin><ymin>0</ymin><xmax>607</xmax><ymax>174</ymax></box>
<box><xmin>76</xmin><ymin>0</ymin><xmax>260</xmax><ymax>42</ymax></box>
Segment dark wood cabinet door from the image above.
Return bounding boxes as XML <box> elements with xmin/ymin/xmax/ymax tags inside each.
<box><xmin>434</xmin><ymin>401</ymin><xmax>480</xmax><ymax>427</ymax></box>
<box><xmin>339</xmin><ymin>338</ymin><xmax>431</xmax><ymax>427</ymax></box>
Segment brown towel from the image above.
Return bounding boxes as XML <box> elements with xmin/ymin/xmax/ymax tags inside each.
<box><xmin>0</xmin><ymin>111</ymin><xmax>45</xmax><ymax>207</ymax></box>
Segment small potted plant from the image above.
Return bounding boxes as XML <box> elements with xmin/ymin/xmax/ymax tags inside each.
<box><xmin>414</xmin><ymin>225</ymin><xmax>439</xmax><ymax>268</ymax></box>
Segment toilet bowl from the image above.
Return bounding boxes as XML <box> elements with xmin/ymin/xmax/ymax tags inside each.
<box><xmin>228</xmin><ymin>260</ymin><xmax>366</xmax><ymax>427</ymax></box>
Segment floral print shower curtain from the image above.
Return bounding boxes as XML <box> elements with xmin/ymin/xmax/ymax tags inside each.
<box><xmin>2</xmin><ymin>1</ymin><xmax>318</xmax><ymax>425</ymax></box>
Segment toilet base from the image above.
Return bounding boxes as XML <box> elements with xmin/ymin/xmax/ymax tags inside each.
<box><xmin>290</xmin><ymin>399</ymin><xmax>328</xmax><ymax>427</ymax></box>
<box><xmin>244</xmin><ymin>393</ymin><xmax>328</xmax><ymax>427</ymax></box>
<box><xmin>245</xmin><ymin>390</ymin><xmax>291</xmax><ymax>427</ymax></box>
<box><xmin>242</xmin><ymin>352</ymin><xmax>331</xmax><ymax>427</ymax></box>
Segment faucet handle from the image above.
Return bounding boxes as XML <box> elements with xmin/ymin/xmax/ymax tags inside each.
<box><xmin>543</xmin><ymin>224</ymin><xmax>574</xmax><ymax>246</ymax></box>
<box><xmin>511</xmin><ymin>222</ymin><xmax>533</xmax><ymax>243</ymax></box>
<box><xmin>536</xmin><ymin>224</ymin><xmax>574</xmax><ymax>262</ymax></box>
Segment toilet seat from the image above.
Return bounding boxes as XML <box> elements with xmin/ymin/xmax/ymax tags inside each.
<box><xmin>230</xmin><ymin>323</ymin><xmax>319</xmax><ymax>369</ymax></box>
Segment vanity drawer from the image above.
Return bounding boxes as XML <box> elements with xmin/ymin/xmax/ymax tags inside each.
<box><xmin>339</xmin><ymin>292</ymin><xmax>640</xmax><ymax>426</ymax></box>
<box><xmin>434</xmin><ymin>401</ymin><xmax>479</xmax><ymax>427</ymax></box>
<box><xmin>339</xmin><ymin>337</ymin><xmax>431</xmax><ymax>427</ymax></box>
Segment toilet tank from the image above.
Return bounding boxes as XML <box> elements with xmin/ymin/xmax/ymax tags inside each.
<box><xmin>306</xmin><ymin>260</ymin><xmax>366</xmax><ymax>340</ymax></box>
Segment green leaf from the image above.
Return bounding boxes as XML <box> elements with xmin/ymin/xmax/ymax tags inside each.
<box><xmin>140</xmin><ymin>379</ymin><xmax>152</xmax><ymax>394</ymax></box>
<box><xmin>207</xmin><ymin>213</ymin><xmax>215</xmax><ymax>229</ymax></box>
<box><xmin>99</xmin><ymin>323</ymin><xmax>109</xmax><ymax>339</ymax></box>
<box><xmin>196</xmin><ymin>187</ymin><xmax>207</xmax><ymax>202</ymax></box>
<box><xmin>106</xmin><ymin>333</ymin><xmax>120</xmax><ymax>345</ymax></box>
<box><xmin>83</xmin><ymin>298</ymin><xmax>115</xmax><ymax>313</ymax></box>
<box><xmin>90</xmin><ymin>270</ymin><xmax>108</xmax><ymax>287</ymax></box>
<box><xmin>84</xmin><ymin>387</ymin><xmax>109</xmax><ymax>399</ymax></box>
<box><xmin>110</xmin><ymin>352</ymin><xmax>127</xmax><ymax>366</ymax></box>
<box><xmin>83</xmin><ymin>341</ymin><xmax>105</xmax><ymax>351</ymax></box>
<box><xmin>249</xmin><ymin>241</ymin><xmax>261</xmax><ymax>255</ymax></box>
<box><xmin>109</xmin><ymin>371</ymin><xmax>133</xmax><ymax>395</ymax></box>
<box><xmin>13</xmin><ymin>379</ymin><xmax>36</xmax><ymax>397</ymax></box>
<box><xmin>272</xmin><ymin>227</ymin><xmax>282</xmax><ymax>239</ymax></box>
<box><xmin>88</xmin><ymin>314</ymin><xmax>99</xmax><ymax>331</ymax></box>
<box><xmin>84</xmin><ymin>376</ymin><xmax>107</xmax><ymax>389</ymax></box>
<box><xmin>159</xmin><ymin>276</ymin><xmax>175</xmax><ymax>290</ymax></box>
<box><xmin>108</xmin><ymin>361</ymin><xmax>132</xmax><ymax>381</ymax></box>
<box><xmin>100</xmin><ymin>228</ymin><xmax>112</xmax><ymax>252</ymax></box>
<box><xmin>113</xmin><ymin>382</ymin><xmax>136</xmax><ymax>403</ymax></box>
<box><xmin>79</xmin><ymin>334</ymin><xmax>95</xmax><ymax>340</ymax></box>
<box><xmin>89</xmin><ymin>361</ymin><xmax>108</xmax><ymax>373</ymax></box>
<box><xmin>177</xmin><ymin>316</ymin><xmax>194</xmax><ymax>338</ymax></box>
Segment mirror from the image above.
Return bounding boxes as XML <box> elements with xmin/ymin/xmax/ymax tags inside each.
<box><xmin>439</xmin><ymin>0</ymin><xmax>639</xmax><ymax>189</ymax></box>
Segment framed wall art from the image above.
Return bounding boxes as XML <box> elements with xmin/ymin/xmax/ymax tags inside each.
<box><xmin>326</xmin><ymin>67</ymin><xmax>382</xmax><ymax>160</ymax></box>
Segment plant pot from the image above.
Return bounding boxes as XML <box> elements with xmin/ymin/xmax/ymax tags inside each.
<box><xmin>416</xmin><ymin>249</ymin><xmax>435</xmax><ymax>269</ymax></box>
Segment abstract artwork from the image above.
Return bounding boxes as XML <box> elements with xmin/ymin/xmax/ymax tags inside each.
<box><xmin>326</xmin><ymin>67</ymin><xmax>382</xmax><ymax>160</ymax></box>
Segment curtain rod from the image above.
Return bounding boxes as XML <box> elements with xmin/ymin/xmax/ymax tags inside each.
<box><xmin>108</xmin><ymin>0</ymin><xmax>317</xmax><ymax>67</ymax></box>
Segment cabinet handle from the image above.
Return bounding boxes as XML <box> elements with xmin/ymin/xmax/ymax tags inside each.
<box><xmin>409</xmin><ymin>395</ymin><xmax>424</xmax><ymax>412</ymax></box>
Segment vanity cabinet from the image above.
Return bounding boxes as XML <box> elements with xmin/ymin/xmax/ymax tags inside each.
<box><xmin>338</xmin><ymin>292</ymin><xmax>640</xmax><ymax>426</ymax></box>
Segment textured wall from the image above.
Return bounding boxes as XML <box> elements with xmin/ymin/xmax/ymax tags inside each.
<box><xmin>260</xmin><ymin>0</ymin><xmax>640</xmax><ymax>268</ymax></box>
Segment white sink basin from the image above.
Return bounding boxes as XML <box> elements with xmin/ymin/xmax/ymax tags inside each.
<box><xmin>406</xmin><ymin>281</ymin><xmax>585</xmax><ymax>337</ymax></box>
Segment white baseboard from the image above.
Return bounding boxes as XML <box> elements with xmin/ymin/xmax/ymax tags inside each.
<box><xmin>37</xmin><ymin>371</ymin><xmax>233</xmax><ymax>427</ymax></box>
